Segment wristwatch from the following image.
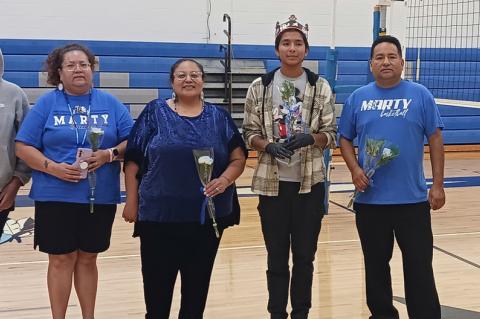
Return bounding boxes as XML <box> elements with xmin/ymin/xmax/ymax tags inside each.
<box><xmin>109</xmin><ymin>147</ymin><xmax>119</xmax><ymax>162</ymax></box>
<box><xmin>112</xmin><ymin>148</ymin><xmax>119</xmax><ymax>158</ymax></box>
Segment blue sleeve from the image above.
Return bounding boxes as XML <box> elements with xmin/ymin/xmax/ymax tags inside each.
<box><xmin>338</xmin><ymin>95</ymin><xmax>356</xmax><ymax>141</ymax></box>
<box><xmin>124</xmin><ymin>101</ymin><xmax>157</xmax><ymax>166</ymax></box>
<box><xmin>15</xmin><ymin>95</ymin><xmax>50</xmax><ymax>149</ymax></box>
<box><xmin>422</xmin><ymin>88</ymin><xmax>444</xmax><ymax>138</ymax></box>
<box><xmin>114</xmin><ymin>99</ymin><xmax>134</xmax><ymax>141</ymax></box>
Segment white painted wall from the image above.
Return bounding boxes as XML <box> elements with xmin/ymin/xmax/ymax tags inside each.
<box><xmin>0</xmin><ymin>0</ymin><xmax>382</xmax><ymax>47</ymax></box>
<box><xmin>386</xmin><ymin>0</ymin><xmax>408</xmax><ymax>50</ymax></box>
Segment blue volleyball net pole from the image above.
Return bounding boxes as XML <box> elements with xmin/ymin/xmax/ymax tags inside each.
<box><xmin>324</xmin><ymin>0</ymin><xmax>339</xmax><ymax>215</ymax></box>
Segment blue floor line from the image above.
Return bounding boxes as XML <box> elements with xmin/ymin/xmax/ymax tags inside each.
<box><xmin>13</xmin><ymin>176</ymin><xmax>480</xmax><ymax>207</ymax></box>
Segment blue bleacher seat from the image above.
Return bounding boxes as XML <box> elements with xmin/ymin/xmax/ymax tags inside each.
<box><xmin>1</xmin><ymin>39</ymin><xmax>479</xmax><ymax>145</ymax></box>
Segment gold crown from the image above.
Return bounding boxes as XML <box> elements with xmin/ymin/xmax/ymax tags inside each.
<box><xmin>275</xmin><ymin>15</ymin><xmax>309</xmax><ymax>39</ymax></box>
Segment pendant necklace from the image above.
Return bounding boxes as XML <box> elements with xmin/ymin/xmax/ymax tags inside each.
<box><xmin>62</xmin><ymin>89</ymin><xmax>92</xmax><ymax>147</ymax></box>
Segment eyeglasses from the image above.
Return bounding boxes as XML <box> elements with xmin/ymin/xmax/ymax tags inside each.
<box><xmin>174</xmin><ymin>71</ymin><xmax>203</xmax><ymax>81</ymax></box>
<box><xmin>62</xmin><ymin>62</ymin><xmax>92</xmax><ymax>72</ymax></box>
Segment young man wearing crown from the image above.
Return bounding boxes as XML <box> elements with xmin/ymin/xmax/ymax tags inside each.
<box><xmin>243</xmin><ymin>15</ymin><xmax>337</xmax><ymax>319</ymax></box>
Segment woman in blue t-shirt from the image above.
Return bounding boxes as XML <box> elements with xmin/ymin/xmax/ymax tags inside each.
<box><xmin>15</xmin><ymin>43</ymin><xmax>133</xmax><ymax>319</ymax></box>
<box><xmin>122</xmin><ymin>58</ymin><xmax>247</xmax><ymax>318</ymax></box>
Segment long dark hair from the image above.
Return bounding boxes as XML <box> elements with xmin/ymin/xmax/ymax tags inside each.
<box><xmin>275</xmin><ymin>29</ymin><xmax>310</xmax><ymax>51</ymax></box>
<box><xmin>45</xmin><ymin>43</ymin><xmax>96</xmax><ymax>86</ymax></box>
<box><xmin>169</xmin><ymin>58</ymin><xmax>206</xmax><ymax>82</ymax></box>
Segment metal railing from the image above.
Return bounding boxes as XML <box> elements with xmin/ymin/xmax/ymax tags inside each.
<box><xmin>219</xmin><ymin>13</ymin><xmax>233</xmax><ymax>113</ymax></box>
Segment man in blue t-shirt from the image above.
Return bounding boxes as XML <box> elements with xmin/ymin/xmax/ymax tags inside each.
<box><xmin>339</xmin><ymin>36</ymin><xmax>444</xmax><ymax>319</ymax></box>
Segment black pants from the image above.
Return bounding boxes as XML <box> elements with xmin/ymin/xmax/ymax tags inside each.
<box><xmin>0</xmin><ymin>207</ymin><xmax>13</xmax><ymax>236</ymax></box>
<box><xmin>258</xmin><ymin>182</ymin><xmax>325</xmax><ymax>319</ymax></box>
<box><xmin>354</xmin><ymin>201</ymin><xmax>441</xmax><ymax>319</ymax></box>
<box><xmin>139</xmin><ymin>223</ymin><xmax>221</xmax><ymax>319</ymax></box>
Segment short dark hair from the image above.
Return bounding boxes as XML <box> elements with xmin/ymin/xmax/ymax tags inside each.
<box><xmin>274</xmin><ymin>29</ymin><xmax>309</xmax><ymax>51</ymax></box>
<box><xmin>370</xmin><ymin>35</ymin><xmax>402</xmax><ymax>59</ymax></box>
<box><xmin>169</xmin><ymin>58</ymin><xmax>206</xmax><ymax>82</ymax></box>
<box><xmin>45</xmin><ymin>43</ymin><xmax>96</xmax><ymax>86</ymax></box>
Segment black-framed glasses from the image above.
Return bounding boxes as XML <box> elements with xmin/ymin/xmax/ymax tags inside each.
<box><xmin>62</xmin><ymin>62</ymin><xmax>91</xmax><ymax>72</ymax></box>
<box><xmin>174</xmin><ymin>71</ymin><xmax>203</xmax><ymax>81</ymax></box>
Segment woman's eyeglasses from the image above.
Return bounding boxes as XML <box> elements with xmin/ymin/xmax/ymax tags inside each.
<box><xmin>174</xmin><ymin>71</ymin><xmax>203</xmax><ymax>81</ymax></box>
<box><xmin>62</xmin><ymin>62</ymin><xmax>92</xmax><ymax>72</ymax></box>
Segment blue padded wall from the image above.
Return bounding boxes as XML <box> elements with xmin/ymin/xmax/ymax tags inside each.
<box><xmin>1</xmin><ymin>39</ymin><xmax>479</xmax><ymax>145</ymax></box>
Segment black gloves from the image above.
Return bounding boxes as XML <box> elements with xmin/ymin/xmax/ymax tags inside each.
<box><xmin>265</xmin><ymin>143</ymin><xmax>294</xmax><ymax>159</ymax></box>
<box><xmin>265</xmin><ymin>134</ymin><xmax>315</xmax><ymax>159</ymax></box>
<box><xmin>284</xmin><ymin>133</ymin><xmax>315</xmax><ymax>151</ymax></box>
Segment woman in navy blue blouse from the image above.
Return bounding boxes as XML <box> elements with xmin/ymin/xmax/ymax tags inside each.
<box><xmin>122</xmin><ymin>58</ymin><xmax>247</xmax><ymax>319</ymax></box>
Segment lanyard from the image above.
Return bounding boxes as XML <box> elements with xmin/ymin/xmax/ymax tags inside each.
<box><xmin>63</xmin><ymin>89</ymin><xmax>92</xmax><ymax>147</ymax></box>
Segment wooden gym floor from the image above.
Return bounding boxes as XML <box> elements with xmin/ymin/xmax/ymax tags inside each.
<box><xmin>0</xmin><ymin>152</ymin><xmax>479</xmax><ymax>318</ymax></box>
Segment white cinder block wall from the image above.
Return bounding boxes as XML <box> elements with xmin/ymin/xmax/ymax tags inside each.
<box><xmin>0</xmin><ymin>0</ymin><xmax>387</xmax><ymax>47</ymax></box>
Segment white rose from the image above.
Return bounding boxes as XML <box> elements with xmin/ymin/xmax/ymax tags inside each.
<box><xmin>198</xmin><ymin>156</ymin><xmax>213</xmax><ymax>165</ymax></box>
<box><xmin>90</xmin><ymin>127</ymin><xmax>104</xmax><ymax>134</ymax></box>
<box><xmin>382</xmin><ymin>148</ymin><xmax>392</xmax><ymax>157</ymax></box>
<box><xmin>288</xmin><ymin>96</ymin><xmax>297</xmax><ymax>106</ymax></box>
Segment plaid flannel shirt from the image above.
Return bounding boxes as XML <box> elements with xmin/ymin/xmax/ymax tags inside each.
<box><xmin>242</xmin><ymin>68</ymin><xmax>337</xmax><ymax>196</ymax></box>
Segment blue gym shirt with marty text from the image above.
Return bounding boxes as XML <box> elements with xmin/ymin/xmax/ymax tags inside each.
<box><xmin>339</xmin><ymin>80</ymin><xmax>444</xmax><ymax>205</ymax></box>
<box><xmin>16</xmin><ymin>88</ymin><xmax>133</xmax><ymax>204</ymax></box>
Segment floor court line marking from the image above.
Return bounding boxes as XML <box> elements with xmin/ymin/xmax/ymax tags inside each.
<box><xmin>329</xmin><ymin>200</ymin><xmax>355</xmax><ymax>213</ymax></box>
<box><xmin>0</xmin><ymin>305</ymin><xmax>76</xmax><ymax>313</ymax></box>
<box><xmin>433</xmin><ymin>245</ymin><xmax>480</xmax><ymax>269</ymax></box>
<box><xmin>1</xmin><ymin>231</ymin><xmax>479</xmax><ymax>268</ymax></box>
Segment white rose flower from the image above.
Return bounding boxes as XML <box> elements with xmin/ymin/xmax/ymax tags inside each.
<box><xmin>90</xmin><ymin>127</ymin><xmax>104</xmax><ymax>134</ymax></box>
<box><xmin>288</xmin><ymin>96</ymin><xmax>297</xmax><ymax>106</ymax></box>
<box><xmin>198</xmin><ymin>156</ymin><xmax>213</xmax><ymax>165</ymax></box>
<box><xmin>382</xmin><ymin>148</ymin><xmax>392</xmax><ymax>157</ymax></box>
